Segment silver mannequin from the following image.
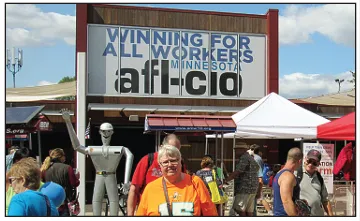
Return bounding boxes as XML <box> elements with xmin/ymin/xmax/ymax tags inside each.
<box><xmin>61</xmin><ymin>109</ymin><xmax>133</xmax><ymax>216</ymax></box>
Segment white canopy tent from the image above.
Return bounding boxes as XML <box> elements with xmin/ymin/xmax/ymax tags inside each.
<box><xmin>207</xmin><ymin>92</ymin><xmax>330</xmax><ymax>140</ymax></box>
<box><xmin>205</xmin><ymin>92</ymin><xmax>330</xmax><ymax>170</ymax></box>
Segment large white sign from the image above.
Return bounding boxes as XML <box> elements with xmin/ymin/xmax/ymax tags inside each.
<box><xmin>87</xmin><ymin>25</ymin><xmax>266</xmax><ymax>99</ymax></box>
<box><xmin>303</xmin><ymin>143</ymin><xmax>334</xmax><ymax>194</ymax></box>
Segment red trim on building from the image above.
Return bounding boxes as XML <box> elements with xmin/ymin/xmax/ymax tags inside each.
<box><xmin>146</xmin><ymin>114</ymin><xmax>236</xmax><ymax>132</ymax></box>
<box><xmin>76</xmin><ymin>4</ymin><xmax>88</xmax><ymax>53</ymax></box>
<box><xmin>266</xmin><ymin>9</ymin><xmax>279</xmax><ymax>94</ymax></box>
<box><xmin>90</xmin><ymin>4</ymin><xmax>267</xmax><ymax>19</ymax></box>
<box><xmin>148</xmin><ymin>117</ymin><xmax>165</xmax><ymax>126</ymax></box>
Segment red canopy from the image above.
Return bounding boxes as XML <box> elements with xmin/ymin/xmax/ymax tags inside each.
<box><xmin>317</xmin><ymin>112</ymin><xmax>355</xmax><ymax>141</ymax></box>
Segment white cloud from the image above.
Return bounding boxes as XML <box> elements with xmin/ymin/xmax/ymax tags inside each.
<box><xmin>6</xmin><ymin>4</ymin><xmax>355</xmax><ymax>48</ymax></box>
<box><xmin>279</xmin><ymin>4</ymin><xmax>355</xmax><ymax>47</ymax></box>
<box><xmin>279</xmin><ymin>71</ymin><xmax>354</xmax><ymax>99</ymax></box>
<box><xmin>37</xmin><ymin>81</ymin><xmax>56</xmax><ymax>86</ymax></box>
<box><xmin>6</xmin><ymin>4</ymin><xmax>75</xmax><ymax>47</ymax></box>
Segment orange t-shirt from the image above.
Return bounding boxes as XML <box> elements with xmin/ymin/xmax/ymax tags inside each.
<box><xmin>136</xmin><ymin>173</ymin><xmax>218</xmax><ymax>216</ymax></box>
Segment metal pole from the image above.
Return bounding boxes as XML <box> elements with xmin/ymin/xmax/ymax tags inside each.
<box><xmin>215</xmin><ymin>132</ymin><xmax>218</xmax><ymax>166</ymax></box>
<box><xmin>233</xmin><ymin>134</ymin><xmax>236</xmax><ymax>171</ymax></box>
<box><xmin>334</xmin><ymin>141</ymin><xmax>337</xmax><ymax>164</ymax></box>
<box><xmin>155</xmin><ymin>131</ymin><xmax>158</xmax><ymax>152</ymax></box>
<box><xmin>13</xmin><ymin>71</ymin><xmax>15</xmax><ymax>88</ymax></box>
<box><xmin>37</xmin><ymin>131</ymin><xmax>42</xmax><ymax>163</ymax></box>
<box><xmin>221</xmin><ymin>132</ymin><xmax>224</xmax><ymax>175</ymax></box>
<box><xmin>29</xmin><ymin>133</ymin><xmax>32</xmax><ymax>150</ymax></box>
<box><xmin>220</xmin><ymin>132</ymin><xmax>224</xmax><ymax>216</ymax></box>
<box><xmin>205</xmin><ymin>137</ymin><xmax>208</xmax><ymax>155</ymax></box>
<box><xmin>351</xmin><ymin>181</ymin><xmax>354</xmax><ymax>216</ymax></box>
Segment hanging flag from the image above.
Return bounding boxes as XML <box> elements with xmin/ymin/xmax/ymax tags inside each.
<box><xmin>85</xmin><ymin>118</ymin><xmax>91</xmax><ymax>139</ymax></box>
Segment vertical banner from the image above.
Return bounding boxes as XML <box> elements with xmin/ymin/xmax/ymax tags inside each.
<box><xmin>210</xmin><ymin>33</ymin><xmax>238</xmax><ymax>97</ymax></box>
<box><xmin>151</xmin><ymin>30</ymin><xmax>180</xmax><ymax>96</ymax></box>
<box><xmin>239</xmin><ymin>35</ymin><xmax>266</xmax><ymax>99</ymax></box>
<box><xmin>303</xmin><ymin>143</ymin><xmax>334</xmax><ymax>194</ymax></box>
<box><xmin>119</xmin><ymin>28</ymin><xmax>150</xmax><ymax>95</ymax></box>
<box><xmin>88</xmin><ymin>26</ymin><xmax>119</xmax><ymax>95</ymax></box>
<box><xmin>181</xmin><ymin>32</ymin><xmax>209</xmax><ymax>97</ymax></box>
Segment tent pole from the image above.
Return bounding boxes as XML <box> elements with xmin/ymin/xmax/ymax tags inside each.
<box><xmin>334</xmin><ymin>141</ymin><xmax>337</xmax><ymax>164</ymax></box>
<box><xmin>37</xmin><ymin>131</ymin><xmax>42</xmax><ymax>164</ymax></box>
<box><xmin>205</xmin><ymin>137</ymin><xmax>208</xmax><ymax>155</ymax></box>
<box><xmin>215</xmin><ymin>132</ymin><xmax>218</xmax><ymax>166</ymax></box>
<box><xmin>29</xmin><ymin>133</ymin><xmax>32</xmax><ymax>150</ymax></box>
<box><xmin>233</xmin><ymin>134</ymin><xmax>236</xmax><ymax>171</ymax></box>
<box><xmin>155</xmin><ymin>131</ymin><xmax>158</xmax><ymax>152</ymax></box>
<box><xmin>220</xmin><ymin>132</ymin><xmax>224</xmax><ymax>216</ymax></box>
<box><xmin>158</xmin><ymin>131</ymin><xmax>161</xmax><ymax>150</ymax></box>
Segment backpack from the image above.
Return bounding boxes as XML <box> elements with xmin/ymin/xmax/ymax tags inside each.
<box><xmin>262</xmin><ymin>163</ymin><xmax>272</xmax><ymax>185</ymax></box>
<box><xmin>295</xmin><ymin>166</ymin><xmax>324</xmax><ymax>189</ymax></box>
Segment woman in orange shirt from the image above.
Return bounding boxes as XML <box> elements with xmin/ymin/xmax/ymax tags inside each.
<box><xmin>136</xmin><ymin>145</ymin><xmax>218</xmax><ymax>216</ymax></box>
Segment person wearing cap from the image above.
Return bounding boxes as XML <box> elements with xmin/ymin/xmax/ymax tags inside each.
<box><xmin>297</xmin><ymin>149</ymin><xmax>333</xmax><ymax>216</ymax></box>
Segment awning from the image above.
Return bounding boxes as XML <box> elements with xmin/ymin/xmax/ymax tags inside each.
<box><xmin>6</xmin><ymin>106</ymin><xmax>45</xmax><ymax>124</ymax></box>
<box><xmin>144</xmin><ymin>114</ymin><xmax>236</xmax><ymax>133</ymax></box>
<box><xmin>6</xmin><ymin>106</ymin><xmax>53</xmax><ymax>137</ymax></box>
<box><xmin>6</xmin><ymin>81</ymin><xmax>76</xmax><ymax>102</ymax></box>
<box><xmin>317</xmin><ymin>112</ymin><xmax>355</xmax><ymax>141</ymax></box>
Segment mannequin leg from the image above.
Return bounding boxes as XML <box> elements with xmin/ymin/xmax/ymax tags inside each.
<box><xmin>93</xmin><ymin>175</ymin><xmax>106</xmax><ymax>216</ymax></box>
<box><xmin>105</xmin><ymin>175</ymin><xmax>119</xmax><ymax>216</ymax></box>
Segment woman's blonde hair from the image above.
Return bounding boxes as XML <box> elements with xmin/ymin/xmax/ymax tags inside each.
<box><xmin>8</xmin><ymin>157</ymin><xmax>41</xmax><ymax>190</ymax></box>
<box><xmin>200</xmin><ymin>156</ymin><xmax>214</xmax><ymax>169</ymax></box>
<box><xmin>40</xmin><ymin>148</ymin><xmax>65</xmax><ymax>172</ymax></box>
<box><xmin>157</xmin><ymin>145</ymin><xmax>181</xmax><ymax>163</ymax></box>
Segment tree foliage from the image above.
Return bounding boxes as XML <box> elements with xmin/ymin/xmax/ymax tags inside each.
<box><xmin>348</xmin><ymin>71</ymin><xmax>355</xmax><ymax>88</ymax></box>
<box><xmin>58</xmin><ymin>76</ymin><xmax>76</xmax><ymax>84</ymax></box>
<box><xmin>56</xmin><ymin>76</ymin><xmax>76</xmax><ymax>101</ymax></box>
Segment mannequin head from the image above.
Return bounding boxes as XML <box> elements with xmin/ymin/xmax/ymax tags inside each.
<box><xmin>99</xmin><ymin>122</ymin><xmax>114</xmax><ymax>146</ymax></box>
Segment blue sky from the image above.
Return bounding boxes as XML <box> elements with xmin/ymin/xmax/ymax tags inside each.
<box><xmin>5</xmin><ymin>3</ymin><xmax>355</xmax><ymax>98</ymax></box>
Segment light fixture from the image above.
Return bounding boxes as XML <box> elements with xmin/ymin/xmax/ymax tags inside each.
<box><xmin>129</xmin><ymin>115</ymin><xmax>139</xmax><ymax>121</ymax></box>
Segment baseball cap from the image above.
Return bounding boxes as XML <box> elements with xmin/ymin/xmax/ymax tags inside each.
<box><xmin>40</xmin><ymin>182</ymin><xmax>66</xmax><ymax>208</ymax></box>
<box><xmin>307</xmin><ymin>149</ymin><xmax>321</xmax><ymax>162</ymax></box>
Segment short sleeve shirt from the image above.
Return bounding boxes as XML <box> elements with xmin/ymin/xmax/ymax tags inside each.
<box><xmin>253</xmin><ymin>154</ymin><xmax>264</xmax><ymax>178</ymax></box>
<box><xmin>234</xmin><ymin>153</ymin><xmax>260</xmax><ymax>194</ymax></box>
<box><xmin>299</xmin><ymin>170</ymin><xmax>329</xmax><ymax>216</ymax></box>
<box><xmin>8</xmin><ymin>190</ymin><xmax>58</xmax><ymax>216</ymax></box>
<box><xmin>131</xmin><ymin>152</ymin><xmax>162</xmax><ymax>191</ymax></box>
<box><xmin>136</xmin><ymin>174</ymin><xmax>218</xmax><ymax>216</ymax></box>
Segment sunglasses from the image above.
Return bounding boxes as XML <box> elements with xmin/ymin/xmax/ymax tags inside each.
<box><xmin>8</xmin><ymin>177</ymin><xmax>19</xmax><ymax>184</ymax></box>
<box><xmin>307</xmin><ymin>159</ymin><xmax>320</xmax><ymax>167</ymax></box>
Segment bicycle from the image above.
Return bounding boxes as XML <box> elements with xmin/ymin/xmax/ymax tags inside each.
<box><xmin>104</xmin><ymin>183</ymin><xmax>127</xmax><ymax>216</ymax></box>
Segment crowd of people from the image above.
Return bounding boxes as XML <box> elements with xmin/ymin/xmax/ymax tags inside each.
<box><xmin>5</xmin><ymin>146</ymin><xmax>79</xmax><ymax>216</ymax></box>
<box><xmin>5</xmin><ymin>134</ymin><xmax>333</xmax><ymax>217</ymax></box>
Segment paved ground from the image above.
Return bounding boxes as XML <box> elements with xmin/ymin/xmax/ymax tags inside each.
<box><xmin>81</xmin><ymin>183</ymin><xmax>355</xmax><ymax>216</ymax></box>
<box><xmin>84</xmin><ymin>200</ymin><xmax>125</xmax><ymax>216</ymax></box>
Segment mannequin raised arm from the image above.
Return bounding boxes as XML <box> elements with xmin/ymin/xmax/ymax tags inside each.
<box><xmin>123</xmin><ymin>147</ymin><xmax>134</xmax><ymax>184</ymax></box>
<box><xmin>121</xmin><ymin>147</ymin><xmax>134</xmax><ymax>195</ymax></box>
<box><xmin>60</xmin><ymin>109</ymin><xmax>87</xmax><ymax>155</ymax></box>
